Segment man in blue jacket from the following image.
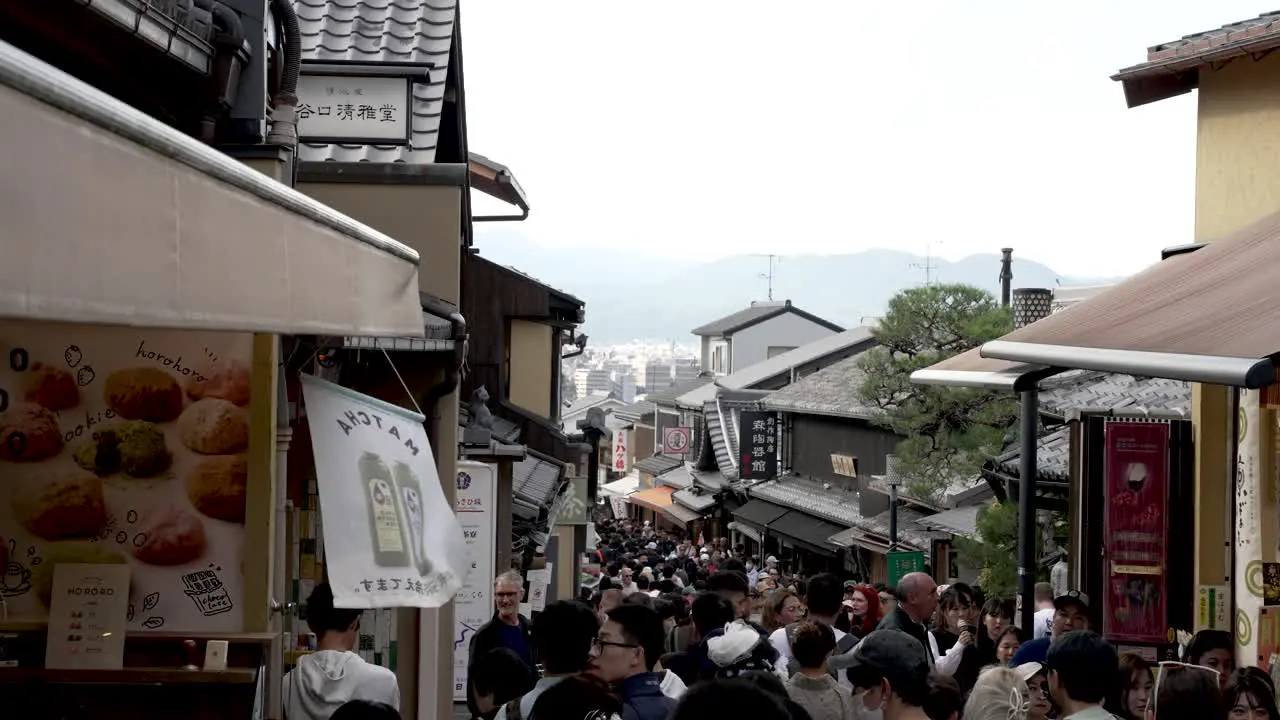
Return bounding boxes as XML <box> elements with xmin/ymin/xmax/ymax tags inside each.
<box><xmin>589</xmin><ymin>604</ymin><xmax>678</xmax><ymax>720</ymax></box>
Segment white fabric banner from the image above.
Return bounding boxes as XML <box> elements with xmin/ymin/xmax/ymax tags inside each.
<box><xmin>301</xmin><ymin>375</ymin><xmax>464</xmax><ymax>608</ymax></box>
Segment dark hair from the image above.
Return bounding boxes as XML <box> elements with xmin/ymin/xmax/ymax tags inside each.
<box><xmin>606</xmin><ymin>604</ymin><xmax>666</xmax><ymax>671</ymax></box>
<box><xmin>660</xmin><ymin>592</ymin><xmax>689</xmax><ymax>622</ymax></box>
<box><xmin>304</xmin><ymin>583</ymin><xmax>362</xmax><ymax>636</ymax></box>
<box><xmin>804</xmin><ymin>573</ymin><xmax>844</xmax><ymax>617</ymax></box>
<box><xmin>939</xmin><ymin>582</ymin><xmax>975</xmax><ymax>613</ymax></box>
<box><xmin>1187</xmin><ymin>629</ymin><xmax>1233</xmax><ymax>665</ymax></box>
<box><xmin>706</xmin><ymin>570</ymin><xmax>749</xmax><ymax>596</ymax></box>
<box><xmin>1224</xmin><ymin>667</ymin><xmax>1280</xmax><ymax>719</ymax></box>
<box><xmin>1153</xmin><ymin>664</ymin><xmax>1223</xmax><ymax>719</ymax></box>
<box><xmin>533</xmin><ymin>600</ymin><xmax>599</xmax><ymax>674</ymax></box>
<box><xmin>622</xmin><ymin>591</ymin><xmax>653</xmax><ymax>608</ymax></box>
<box><xmin>924</xmin><ymin>672</ymin><xmax>963</xmax><ymax>720</ymax></box>
<box><xmin>846</xmin><ymin>659</ymin><xmax>930</xmax><ymax>707</ymax></box>
<box><xmin>982</xmin><ymin>596</ymin><xmax>1016</xmax><ymax>622</ymax></box>
<box><xmin>996</xmin><ymin>625</ymin><xmax>1023</xmax><ymax>646</ymax></box>
<box><xmin>691</xmin><ymin>593</ymin><xmax>735</xmax><ymax>636</ymax></box>
<box><xmin>720</xmin><ymin>558</ymin><xmax>747</xmax><ymax>575</ymax></box>
<box><xmin>790</xmin><ymin>620</ymin><xmax>835</xmax><ymax>670</ymax></box>
<box><xmin>330</xmin><ymin>700</ymin><xmax>400</xmax><ymax>720</ymax></box>
<box><xmin>1114</xmin><ymin>652</ymin><xmax>1153</xmax><ymax>719</ymax></box>
<box><xmin>670</xmin><ymin>678</ymin><xmax>792</xmax><ymax>720</ymax></box>
<box><xmin>531</xmin><ymin>673</ymin><xmax>621</xmax><ymax>720</ymax></box>
<box><xmin>1045</xmin><ymin>630</ymin><xmax>1117</xmax><ymax>704</ymax></box>
<box><xmin>636</xmin><ymin>575</ymin><xmax>651</xmax><ymax>590</ymax></box>
<box><xmin>471</xmin><ymin>647</ymin><xmax>536</xmax><ymax>703</ymax></box>
<box><xmin>738</xmin><ymin>673</ymin><xmax>815</xmax><ymax>720</ymax></box>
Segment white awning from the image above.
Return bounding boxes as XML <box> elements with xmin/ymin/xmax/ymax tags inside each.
<box><xmin>600</xmin><ymin>475</ymin><xmax>639</xmax><ymax>498</ymax></box>
<box><xmin>0</xmin><ymin>41</ymin><xmax>426</xmax><ymax>337</ymax></box>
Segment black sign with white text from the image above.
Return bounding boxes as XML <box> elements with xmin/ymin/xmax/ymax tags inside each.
<box><xmin>738</xmin><ymin>411</ymin><xmax>778</xmax><ymax>481</ymax></box>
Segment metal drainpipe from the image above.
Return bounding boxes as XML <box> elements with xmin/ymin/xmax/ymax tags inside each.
<box><xmin>270</xmin><ymin>357</ymin><xmax>292</xmax><ymax>720</ymax></box>
<box><xmin>265</xmin><ymin>0</ymin><xmax>301</xmax><ymax>148</ymax></box>
<box><xmin>1018</xmin><ymin>389</ymin><xmax>1039</xmax><ymax>632</ymax></box>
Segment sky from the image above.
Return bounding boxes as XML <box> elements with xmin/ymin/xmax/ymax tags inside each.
<box><xmin>461</xmin><ymin>2</ymin><xmax>1278</xmax><ymax>278</ymax></box>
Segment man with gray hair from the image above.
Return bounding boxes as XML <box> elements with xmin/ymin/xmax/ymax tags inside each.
<box><xmin>466</xmin><ymin>571</ymin><xmax>534</xmax><ymax>717</ymax></box>
<box><xmin>877</xmin><ymin>572</ymin><xmax>939</xmax><ymax>667</ymax></box>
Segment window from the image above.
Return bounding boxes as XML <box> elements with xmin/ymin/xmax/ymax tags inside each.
<box><xmin>766</xmin><ymin>346</ymin><xmax>797</xmax><ymax>359</ymax></box>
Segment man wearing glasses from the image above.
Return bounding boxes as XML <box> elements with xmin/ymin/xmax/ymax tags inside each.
<box><xmin>588</xmin><ymin>604</ymin><xmax>677</xmax><ymax>720</ymax></box>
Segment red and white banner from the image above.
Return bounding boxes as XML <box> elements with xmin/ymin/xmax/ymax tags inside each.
<box><xmin>1102</xmin><ymin>421</ymin><xmax>1170</xmax><ymax>644</ymax></box>
<box><xmin>612</xmin><ymin>428</ymin><xmax>629</xmax><ymax>472</ymax></box>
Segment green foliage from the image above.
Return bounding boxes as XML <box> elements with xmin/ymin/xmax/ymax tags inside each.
<box><xmin>857</xmin><ymin>284</ymin><xmax>1016</xmax><ymax>503</ymax></box>
<box><xmin>956</xmin><ymin>501</ymin><xmax>1023</xmax><ymax>596</ymax></box>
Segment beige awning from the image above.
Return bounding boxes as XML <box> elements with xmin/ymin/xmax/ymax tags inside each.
<box><xmin>910</xmin><ymin>347</ymin><xmax>1060</xmax><ymax>391</ymax></box>
<box><xmin>978</xmin><ymin>214</ymin><xmax>1280</xmax><ymax>388</ymax></box>
<box><xmin>0</xmin><ymin>41</ymin><xmax>426</xmax><ymax>337</ymax></box>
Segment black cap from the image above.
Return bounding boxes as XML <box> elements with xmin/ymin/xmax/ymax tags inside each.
<box><xmin>843</xmin><ymin>580</ymin><xmax>858</xmax><ymax>590</ymax></box>
<box><xmin>842</xmin><ymin>630</ymin><xmax>928</xmax><ymax>686</ymax></box>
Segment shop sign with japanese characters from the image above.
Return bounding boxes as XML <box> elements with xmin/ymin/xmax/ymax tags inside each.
<box><xmin>738</xmin><ymin>411</ymin><xmax>777</xmax><ymax>481</ymax></box>
<box><xmin>296</xmin><ymin>74</ymin><xmax>411</xmax><ymax>144</ymax></box>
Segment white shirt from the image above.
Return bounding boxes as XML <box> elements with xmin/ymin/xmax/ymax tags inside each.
<box><xmin>494</xmin><ymin>676</ymin><xmax>565</xmax><ymax>720</ymax></box>
<box><xmin>1033</xmin><ymin>607</ymin><xmax>1055</xmax><ymax>639</ymax></box>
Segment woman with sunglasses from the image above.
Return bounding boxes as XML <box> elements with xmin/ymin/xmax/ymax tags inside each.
<box><xmin>1114</xmin><ymin>652</ymin><xmax>1152</xmax><ymax>720</ymax></box>
<box><xmin>1149</xmin><ymin>661</ymin><xmax>1223</xmax><ymax>720</ymax></box>
<box><xmin>1224</xmin><ymin>667</ymin><xmax>1280</xmax><ymax>720</ymax></box>
<box><xmin>760</xmin><ymin>589</ymin><xmax>804</xmax><ymax>633</ymax></box>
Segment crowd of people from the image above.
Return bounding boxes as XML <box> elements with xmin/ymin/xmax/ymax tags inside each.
<box><xmin>461</xmin><ymin>519</ymin><xmax>1280</xmax><ymax>720</ymax></box>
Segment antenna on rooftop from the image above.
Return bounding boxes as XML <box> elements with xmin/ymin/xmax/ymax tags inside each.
<box><xmin>753</xmin><ymin>253</ymin><xmax>781</xmax><ymax>300</ymax></box>
<box><xmin>911</xmin><ymin>242</ymin><xmax>941</xmax><ymax>286</ymax></box>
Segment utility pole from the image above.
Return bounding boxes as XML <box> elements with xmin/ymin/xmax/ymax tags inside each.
<box><xmin>911</xmin><ymin>242</ymin><xmax>941</xmax><ymax>286</ymax></box>
<box><xmin>753</xmin><ymin>253</ymin><xmax>780</xmax><ymax>300</ymax></box>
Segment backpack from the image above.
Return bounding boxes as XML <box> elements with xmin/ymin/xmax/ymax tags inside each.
<box><xmin>783</xmin><ymin>621</ymin><xmax>858</xmax><ymax>679</ymax></box>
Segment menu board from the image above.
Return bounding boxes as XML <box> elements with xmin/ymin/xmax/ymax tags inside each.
<box><xmin>45</xmin><ymin>562</ymin><xmax>131</xmax><ymax>670</ymax></box>
<box><xmin>0</xmin><ymin>320</ymin><xmax>251</xmax><ymax>632</ymax></box>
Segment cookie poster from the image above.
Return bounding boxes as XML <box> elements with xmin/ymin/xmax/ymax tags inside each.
<box><xmin>300</xmin><ymin>375</ymin><xmax>465</xmax><ymax>609</ymax></box>
<box><xmin>0</xmin><ymin>320</ymin><xmax>252</xmax><ymax>632</ymax></box>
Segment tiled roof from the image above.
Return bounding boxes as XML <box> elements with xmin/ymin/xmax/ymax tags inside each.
<box><xmin>458</xmin><ymin>403</ymin><xmax>521</xmax><ymax>444</ymax></box>
<box><xmin>673</xmin><ymin>488</ymin><xmax>717</xmax><ymax>512</ymax></box>
<box><xmin>294</xmin><ymin>0</ymin><xmax>456</xmax><ymax>163</ymax></box>
<box><xmin>852</xmin><ymin>507</ymin><xmax>945</xmax><ymax>551</ymax></box>
<box><xmin>513</xmin><ymin>452</ymin><xmax>566</xmax><ymax>507</ymax></box>
<box><xmin>676</xmin><ymin>327</ymin><xmax>877</xmax><ymax>409</ymax></box>
<box><xmin>692</xmin><ymin>469</ymin><xmax>727</xmax><ymax>492</ymax></box>
<box><xmin>748</xmin><ymin>476</ymin><xmax>862</xmax><ymax>527</ymax></box>
<box><xmin>656</xmin><ymin>464</ymin><xmax>694</xmax><ymax>490</ymax></box>
<box><xmin>917</xmin><ymin>505</ymin><xmax>982</xmax><ymax>538</ymax></box>
<box><xmin>691</xmin><ymin>303</ymin><xmax>788</xmax><ymax>336</ymax></box>
<box><xmin>1113</xmin><ymin>11</ymin><xmax>1280</xmax><ymax>107</ymax></box>
<box><xmin>992</xmin><ymin>426</ymin><xmax>1071</xmax><ymax>482</ymax></box>
<box><xmin>633</xmin><ymin>454</ymin><xmax>683</xmax><ymax>476</ymax></box>
<box><xmin>649</xmin><ymin>377</ymin><xmax>713</xmax><ymax>407</ymax></box>
<box><xmin>704</xmin><ymin>401</ymin><xmax>737</xmax><ymax>478</ymax></box>
<box><xmin>761</xmin><ymin>351</ymin><xmax>879</xmax><ymax>420</ymax></box>
<box><xmin>1039</xmin><ymin>373</ymin><xmax>1190</xmax><ymax>419</ymax></box>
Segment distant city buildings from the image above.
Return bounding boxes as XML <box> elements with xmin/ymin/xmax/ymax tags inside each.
<box><xmin>561</xmin><ymin>339</ymin><xmax>700</xmax><ymax>404</ymax></box>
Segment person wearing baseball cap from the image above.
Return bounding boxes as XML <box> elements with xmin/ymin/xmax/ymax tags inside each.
<box><xmin>844</xmin><ymin>629</ymin><xmax>931</xmax><ymax>720</ymax></box>
<box><xmin>1013</xmin><ymin>661</ymin><xmax>1053</xmax><ymax>720</ymax></box>
<box><xmin>1010</xmin><ymin>590</ymin><xmax>1091</xmax><ymax>666</ymax></box>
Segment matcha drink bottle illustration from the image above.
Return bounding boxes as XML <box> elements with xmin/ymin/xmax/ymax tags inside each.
<box><xmin>394</xmin><ymin>461</ymin><xmax>433</xmax><ymax>576</ymax></box>
<box><xmin>359</xmin><ymin>451</ymin><xmax>410</xmax><ymax>567</ymax></box>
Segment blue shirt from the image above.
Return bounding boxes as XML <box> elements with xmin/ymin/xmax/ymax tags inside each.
<box><xmin>499</xmin><ymin>621</ymin><xmax>534</xmax><ymax>667</ymax></box>
<box><xmin>1011</xmin><ymin>637</ymin><xmax>1050</xmax><ymax>666</ymax></box>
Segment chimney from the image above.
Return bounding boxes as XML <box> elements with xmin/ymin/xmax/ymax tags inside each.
<box><xmin>1011</xmin><ymin>288</ymin><xmax>1053</xmax><ymax>329</ymax></box>
<box><xmin>1000</xmin><ymin>248</ymin><xmax>1014</xmax><ymax>308</ymax></box>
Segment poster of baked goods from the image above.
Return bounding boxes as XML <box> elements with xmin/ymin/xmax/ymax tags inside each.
<box><xmin>0</xmin><ymin>320</ymin><xmax>252</xmax><ymax>632</ymax></box>
<box><xmin>301</xmin><ymin>374</ymin><xmax>466</xmax><ymax>609</ymax></box>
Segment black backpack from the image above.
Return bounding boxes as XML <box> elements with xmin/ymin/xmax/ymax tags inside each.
<box><xmin>783</xmin><ymin>621</ymin><xmax>858</xmax><ymax>679</ymax></box>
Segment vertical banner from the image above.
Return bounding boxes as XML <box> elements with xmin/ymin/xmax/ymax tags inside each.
<box><xmin>0</xmin><ymin>320</ymin><xmax>251</xmax><ymax>633</ymax></box>
<box><xmin>738</xmin><ymin>411</ymin><xmax>778</xmax><ymax>481</ymax></box>
<box><xmin>1236</xmin><ymin>389</ymin><xmax>1263</xmax><ymax>666</ymax></box>
<box><xmin>612</xmin><ymin>428</ymin><xmax>629</xmax><ymax>472</ymax></box>
<box><xmin>1102</xmin><ymin>421</ymin><xmax>1170</xmax><ymax>643</ymax></box>
<box><xmin>452</xmin><ymin>461</ymin><xmax>496</xmax><ymax>702</ymax></box>
<box><xmin>301</xmin><ymin>375</ymin><xmax>465</xmax><ymax>608</ymax></box>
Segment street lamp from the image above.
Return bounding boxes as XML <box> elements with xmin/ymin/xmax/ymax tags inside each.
<box><xmin>884</xmin><ymin>454</ymin><xmax>903</xmax><ymax>550</ymax></box>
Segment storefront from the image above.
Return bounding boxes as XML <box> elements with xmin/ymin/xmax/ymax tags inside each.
<box><xmin>912</xmin><ymin>220</ymin><xmax>1280</xmax><ymax>664</ymax></box>
<box><xmin>0</xmin><ymin>40</ymin><xmax>434</xmax><ymax>719</ymax></box>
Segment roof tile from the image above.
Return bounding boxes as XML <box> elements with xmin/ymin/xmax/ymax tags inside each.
<box><xmin>294</xmin><ymin>0</ymin><xmax>456</xmax><ymax>164</ymax></box>
<box><xmin>761</xmin><ymin>350</ymin><xmax>879</xmax><ymax>420</ymax></box>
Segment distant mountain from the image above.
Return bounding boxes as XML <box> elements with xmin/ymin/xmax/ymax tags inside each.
<box><xmin>472</xmin><ymin>229</ymin><xmax>1123</xmax><ymax>345</ymax></box>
